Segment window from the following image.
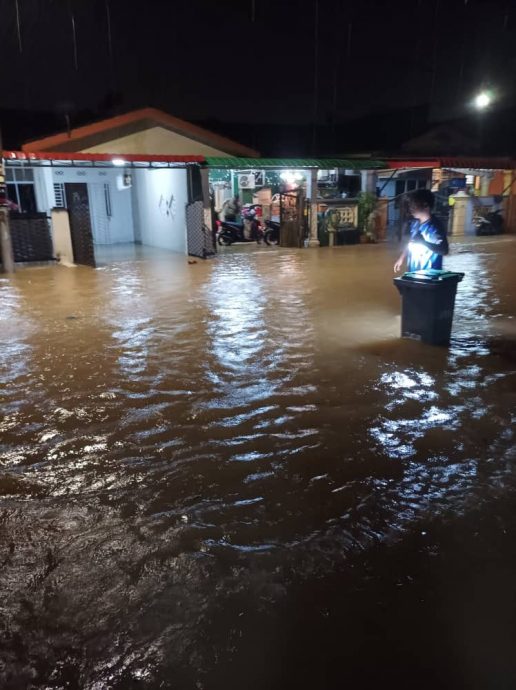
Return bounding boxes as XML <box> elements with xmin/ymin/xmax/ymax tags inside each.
<box><xmin>406</xmin><ymin>180</ymin><xmax>417</xmax><ymax>192</ymax></box>
<box><xmin>7</xmin><ymin>185</ymin><xmax>18</xmax><ymax>207</ymax></box>
<box><xmin>18</xmin><ymin>184</ymin><xmax>38</xmax><ymax>213</ymax></box>
<box><xmin>5</xmin><ymin>166</ymin><xmax>37</xmax><ymax>213</ymax></box>
<box><xmin>53</xmin><ymin>183</ymin><xmax>66</xmax><ymax>208</ymax></box>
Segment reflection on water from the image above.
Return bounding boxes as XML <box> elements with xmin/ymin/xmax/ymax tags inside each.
<box><xmin>1</xmin><ymin>239</ymin><xmax>516</xmax><ymax>689</ymax></box>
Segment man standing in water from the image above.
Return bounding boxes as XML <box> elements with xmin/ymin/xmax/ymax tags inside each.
<box><xmin>394</xmin><ymin>189</ymin><xmax>449</xmax><ymax>273</ymax></box>
<box><xmin>223</xmin><ymin>195</ymin><xmax>241</xmax><ymax>222</ymax></box>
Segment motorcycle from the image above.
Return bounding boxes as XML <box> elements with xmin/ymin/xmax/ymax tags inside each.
<box><xmin>263</xmin><ymin>219</ymin><xmax>280</xmax><ymax>246</ymax></box>
<box><xmin>474</xmin><ymin>208</ymin><xmax>503</xmax><ymax>236</ymax></box>
<box><xmin>216</xmin><ymin>204</ymin><xmax>264</xmax><ymax>245</ymax></box>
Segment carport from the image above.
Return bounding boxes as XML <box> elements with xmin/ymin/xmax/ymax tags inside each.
<box><xmin>204</xmin><ymin>157</ymin><xmax>385</xmax><ymax>247</ymax></box>
<box><xmin>2</xmin><ymin>151</ymin><xmax>212</xmax><ymax>268</ymax></box>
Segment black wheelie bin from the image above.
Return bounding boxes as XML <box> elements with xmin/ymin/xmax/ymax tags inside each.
<box><xmin>393</xmin><ymin>269</ymin><xmax>465</xmax><ymax>346</ymax></box>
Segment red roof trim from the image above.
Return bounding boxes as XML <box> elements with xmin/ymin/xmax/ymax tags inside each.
<box><xmin>438</xmin><ymin>157</ymin><xmax>513</xmax><ymax>170</ymax></box>
<box><xmin>387</xmin><ymin>157</ymin><xmax>515</xmax><ymax>170</ymax></box>
<box><xmin>386</xmin><ymin>159</ymin><xmax>440</xmax><ymax>169</ymax></box>
<box><xmin>21</xmin><ymin>107</ymin><xmax>259</xmax><ymax>157</ymax></box>
<box><xmin>4</xmin><ymin>150</ymin><xmax>205</xmax><ymax>163</ymax></box>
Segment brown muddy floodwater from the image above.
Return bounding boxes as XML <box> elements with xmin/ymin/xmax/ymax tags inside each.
<box><xmin>1</xmin><ymin>237</ymin><xmax>516</xmax><ymax>690</ymax></box>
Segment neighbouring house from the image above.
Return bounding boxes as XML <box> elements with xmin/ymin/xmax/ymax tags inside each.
<box><xmin>5</xmin><ymin>108</ymin><xmax>258</xmax><ymax>265</ymax></box>
<box><xmin>376</xmin><ymin>157</ymin><xmax>516</xmax><ymax>240</ymax></box>
<box><xmin>401</xmin><ymin>124</ymin><xmax>480</xmax><ymax>156</ymax></box>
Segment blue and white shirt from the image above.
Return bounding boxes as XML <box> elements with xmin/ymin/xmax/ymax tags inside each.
<box><xmin>407</xmin><ymin>216</ymin><xmax>448</xmax><ymax>272</ymax></box>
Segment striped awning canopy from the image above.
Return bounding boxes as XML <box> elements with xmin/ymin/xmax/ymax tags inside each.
<box><xmin>204</xmin><ymin>157</ymin><xmax>386</xmax><ymax>170</ymax></box>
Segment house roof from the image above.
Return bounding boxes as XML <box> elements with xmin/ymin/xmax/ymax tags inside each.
<box><xmin>21</xmin><ymin>108</ymin><xmax>260</xmax><ymax>157</ymax></box>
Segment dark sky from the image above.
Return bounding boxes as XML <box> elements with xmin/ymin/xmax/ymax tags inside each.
<box><xmin>1</xmin><ymin>0</ymin><xmax>515</xmax><ymax>132</ymax></box>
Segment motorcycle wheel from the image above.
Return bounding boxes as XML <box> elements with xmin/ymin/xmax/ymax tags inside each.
<box><xmin>218</xmin><ymin>234</ymin><xmax>233</xmax><ymax>246</ymax></box>
<box><xmin>264</xmin><ymin>230</ymin><xmax>279</xmax><ymax>246</ymax></box>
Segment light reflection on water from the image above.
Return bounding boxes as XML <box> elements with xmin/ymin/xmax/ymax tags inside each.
<box><xmin>1</xmin><ymin>238</ymin><xmax>515</xmax><ymax>687</ymax></box>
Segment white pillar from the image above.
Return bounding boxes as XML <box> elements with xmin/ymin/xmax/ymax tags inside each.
<box><xmin>479</xmin><ymin>174</ymin><xmax>492</xmax><ymax>197</ymax></box>
<box><xmin>361</xmin><ymin>170</ymin><xmax>378</xmax><ymax>194</ymax></box>
<box><xmin>450</xmin><ymin>194</ymin><xmax>474</xmax><ymax>236</ymax></box>
<box><xmin>308</xmin><ymin>168</ymin><xmax>320</xmax><ymax>247</ymax></box>
<box><xmin>51</xmin><ymin>209</ymin><xmax>75</xmax><ymax>266</ymax></box>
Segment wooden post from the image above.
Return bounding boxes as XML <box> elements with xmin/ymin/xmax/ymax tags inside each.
<box><xmin>0</xmin><ymin>140</ymin><xmax>15</xmax><ymax>272</ymax></box>
<box><xmin>307</xmin><ymin>168</ymin><xmax>320</xmax><ymax>247</ymax></box>
<box><xmin>0</xmin><ymin>208</ymin><xmax>15</xmax><ymax>273</ymax></box>
<box><xmin>0</xmin><ymin>207</ymin><xmax>14</xmax><ymax>273</ymax></box>
<box><xmin>505</xmin><ymin>169</ymin><xmax>516</xmax><ymax>234</ymax></box>
<box><xmin>200</xmin><ymin>166</ymin><xmax>216</xmax><ymax>255</ymax></box>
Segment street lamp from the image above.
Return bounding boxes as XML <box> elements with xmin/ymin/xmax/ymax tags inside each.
<box><xmin>474</xmin><ymin>91</ymin><xmax>492</xmax><ymax>110</ymax></box>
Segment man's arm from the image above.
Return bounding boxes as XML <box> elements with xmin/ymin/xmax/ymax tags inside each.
<box><xmin>394</xmin><ymin>246</ymin><xmax>408</xmax><ymax>273</ymax></box>
<box><xmin>412</xmin><ymin>223</ymin><xmax>449</xmax><ymax>256</ymax></box>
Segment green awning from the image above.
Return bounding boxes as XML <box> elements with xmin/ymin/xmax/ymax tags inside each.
<box><xmin>204</xmin><ymin>157</ymin><xmax>385</xmax><ymax>170</ymax></box>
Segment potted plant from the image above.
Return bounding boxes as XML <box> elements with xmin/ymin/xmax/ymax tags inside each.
<box><xmin>357</xmin><ymin>191</ymin><xmax>377</xmax><ymax>242</ymax></box>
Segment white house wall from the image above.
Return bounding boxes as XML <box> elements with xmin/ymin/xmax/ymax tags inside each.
<box><xmin>34</xmin><ymin>167</ymin><xmax>135</xmax><ymax>244</ymax></box>
<box><xmin>83</xmin><ymin>126</ymin><xmax>231</xmax><ymax>157</ymax></box>
<box><xmin>132</xmin><ymin>168</ymin><xmax>188</xmax><ymax>254</ymax></box>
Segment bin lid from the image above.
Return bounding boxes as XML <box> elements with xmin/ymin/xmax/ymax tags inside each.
<box><xmin>401</xmin><ymin>269</ymin><xmax>465</xmax><ymax>282</ymax></box>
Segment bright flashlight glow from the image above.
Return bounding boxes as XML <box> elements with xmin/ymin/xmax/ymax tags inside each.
<box><xmin>474</xmin><ymin>92</ymin><xmax>491</xmax><ymax>109</ymax></box>
<box><xmin>112</xmin><ymin>158</ymin><xmax>126</xmax><ymax>167</ymax></box>
<box><xmin>280</xmin><ymin>170</ymin><xmax>304</xmax><ymax>185</ymax></box>
<box><xmin>408</xmin><ymin>241</ymin><xmax>429</xmax><ymax>262</ymax></box>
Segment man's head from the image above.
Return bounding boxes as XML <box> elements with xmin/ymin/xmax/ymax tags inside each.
<box><xmin>408</xmin><ymin>189</ymin><xmax>435</xmax><ymax>221</ymax></box>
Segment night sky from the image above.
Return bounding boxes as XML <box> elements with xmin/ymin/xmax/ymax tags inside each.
<box><xmin>1</xmin><ymin>0</ymin><xmax>515</xmax><ymax>151</ymax></box>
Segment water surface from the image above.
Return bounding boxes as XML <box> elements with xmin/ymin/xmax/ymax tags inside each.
<box><xmin>1</xmin><ymin>238</ymin><xmax>515</xmax><ymax>689</ymax></box>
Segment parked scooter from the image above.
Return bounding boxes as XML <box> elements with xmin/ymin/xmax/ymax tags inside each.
<box><xmin>263</xmin><ymin>219</ymin><xmax>280</xmax><ymax>246</ymax></box>
<box><xmin>216</xmin><ymin>204</ymin><xmax>264</xmax><ymax>245</ymax></box>
<box><xmin>474</xmin><ymin>208</ymin><xmax>503</xmax><ymax>236</ymax></box>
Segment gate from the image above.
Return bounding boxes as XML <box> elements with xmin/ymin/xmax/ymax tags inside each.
<box><xmin>280</xmin><ymin>190</ymin><xmax>307</xmax><ymax>247</ymax></box>
<box><xmin>65</xmin><ymin>183</ymin><xmax>96</xmax><ymax>267</ymax></box>
<box><xmin>9</xmin><ymin>212</ymin><xmax>54</xmax><ymax>262</ymax></box>
<box><xmin>186</xmin><ymin>200</ymin><xmax>215</xmax><ymax>259</ymax></box>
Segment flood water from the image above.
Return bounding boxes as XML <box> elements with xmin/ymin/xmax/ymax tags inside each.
<box><xmin>1</xmin><ymin>238</ymin><xmax>516</xmax><ymax>689</ymax></box>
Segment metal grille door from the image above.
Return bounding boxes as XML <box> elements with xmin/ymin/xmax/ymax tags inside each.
<box><xmin>65</xmin><ymin>183</ymin><xmax>96</xmax><ymax>267</ymax></box>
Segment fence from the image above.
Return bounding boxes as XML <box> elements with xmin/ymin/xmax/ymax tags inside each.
<box><xmin>9</xmin><ymin>212</ymin><xmax>54</xmax><ymax>263</ymax></box>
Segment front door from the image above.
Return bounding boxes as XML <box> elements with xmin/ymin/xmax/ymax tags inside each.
<box><xmin>65</xmin><ymin>183</ymin><xmax>96</xmax><ymax>267</ymax></box>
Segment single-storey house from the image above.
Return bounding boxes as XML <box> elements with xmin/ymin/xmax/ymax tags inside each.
<box><xmin>6</xmin><ymin>109</ymin><xmax>258</xmax><ymax>264</ymax></box>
